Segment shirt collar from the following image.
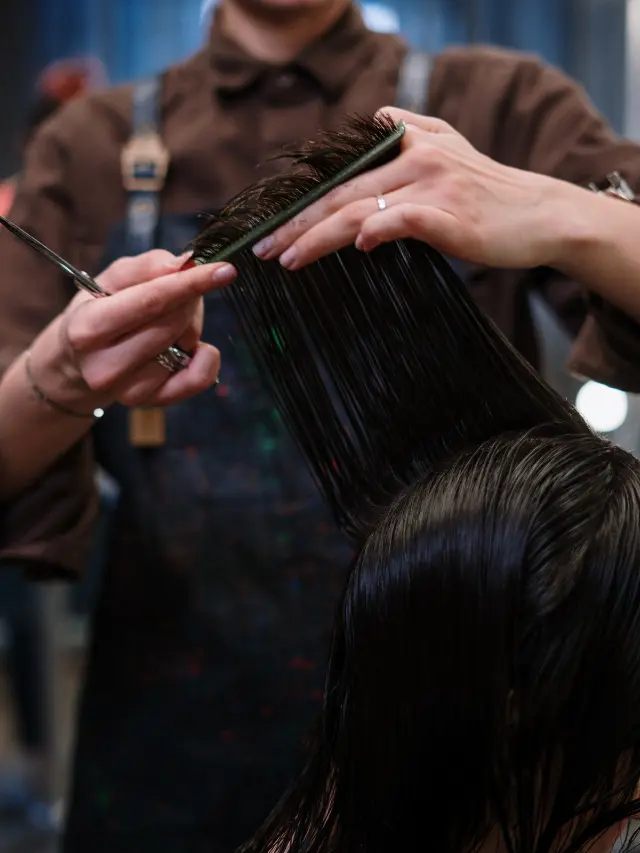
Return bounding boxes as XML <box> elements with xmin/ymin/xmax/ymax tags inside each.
<box><xmin>208</xmin><ymin>5</ymin><xmax>378</xmax><ymax>98</ymax></box>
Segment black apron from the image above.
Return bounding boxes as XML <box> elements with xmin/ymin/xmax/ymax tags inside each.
<box><xmin>63</xmin><ymin>58</ymin><xmax>433</xmax><ymax>853</ymax></box>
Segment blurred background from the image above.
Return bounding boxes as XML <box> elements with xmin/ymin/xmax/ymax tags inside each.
<box><xmin>0</xmin><ymin>0</ymin><xmax>635</xmax><ymax>181</ymax></box>
<box><xmin>0</xmin><ymin>0</ymin><xmax>639</xmax><ymax>850</ymax></box>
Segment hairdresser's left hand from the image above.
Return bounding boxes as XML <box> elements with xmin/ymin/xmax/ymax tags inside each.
<box><xmin>252</xmin><ymin>107</ymin><xmax>588</xmax><ymax>272</ymax></box>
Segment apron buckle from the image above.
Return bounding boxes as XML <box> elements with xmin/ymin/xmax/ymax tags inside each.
<box><xmin>121</xmin><ymin>131</ymin><xmax>169</xmax><ymax>193</ymax></box>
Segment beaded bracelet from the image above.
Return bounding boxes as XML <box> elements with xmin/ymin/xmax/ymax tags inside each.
<box><xmin>25</xmin><ymin>351</ymin><xmax>104</xmax><ymax>420</ymax></box>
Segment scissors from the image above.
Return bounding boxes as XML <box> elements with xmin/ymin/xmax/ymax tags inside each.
<box><xmin>0</xmin><ymin>215</ymin><xmax>192</xmax><ymax>373</ymax></box>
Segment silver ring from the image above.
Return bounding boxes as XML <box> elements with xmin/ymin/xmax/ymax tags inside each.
<box><xmin>376</xmin><ymin>195</ymin><xmax>387</xmax><ymax>211</ymax></box>
<box><xmin>155</xmin><ymin>345</ymin><xmax>192</xmax><ymax>374</ymax></box>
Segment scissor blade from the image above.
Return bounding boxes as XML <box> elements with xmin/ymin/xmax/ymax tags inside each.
<box><xmin>0</xmin><ymin>215</ymin><xmax>106</xmax><ymax>297</ymax></box>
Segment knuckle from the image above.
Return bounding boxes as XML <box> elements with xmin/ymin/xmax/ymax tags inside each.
<box><xmin>96</xmin><ymin>256</ymin><xmax>136</xmax><ymax>294</ymax></box>
<box><xmin>439</xmin><ymin>172</ymin><xmax>462</xmax><ymax>201</ymax></box>
<box><xmin>147</xmin><ymin>248</ymin><xmax>174</xmax><ymax>264</ymax></box>
<box><xmin>407</xmin><ymin>144</ymin><xmax>444</xmax><ymax>174</ymax></box>
<box><xmin>343</xmin><ymin>203</ymin><xmax>367</xmax><ymax>230</ymax></box>
<box><xmin>147</xmin><ymin>249</ymin><xmax>179</xmax><ymax>274</ymax></box>
<box><xmin>429</xmin><ymin>117</ymin><xmax>454</xmax><ymax>133</ymax></box>
<box><xmin>401</xmin><ymin>206</ymin><xmax>427</xmax><ymax>233</ymax></box>
<box><xmin>406</xmin><ymin>144</ymin><xmax>430</xmax><ymax>170</ymax></box>
<box><xmin>118</xmin><ymin>387</ymin><xmax>148</xmax><ymax>407</ymax></box>
<box><xmin>64</xmin><ymin>319</ymin><xmax>93</xmax><ymax>354</ymax></box>
<box><xmin>83</xmin><ymin>364</ymin><xmax>118</xmax><ymax>394</ymax></box>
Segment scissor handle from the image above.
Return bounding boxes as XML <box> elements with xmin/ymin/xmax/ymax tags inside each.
<box><xmin>0</xmin><ymin>215</ymin><xmax>193</xmax><ymax>374</ymax></box>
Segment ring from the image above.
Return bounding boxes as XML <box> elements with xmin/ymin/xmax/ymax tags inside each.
<box><xmin>155</xmin><ymin>344</ymin><xmax>192</xmax><ymax>374</ymax></box>
<box><xmin>376</xmin><ymin>195</ymin><xmax>387</xmax><ymax>211</ymax></box>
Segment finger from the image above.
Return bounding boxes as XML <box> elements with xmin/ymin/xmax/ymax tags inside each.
<box><xmin>356</xmin><ymin>202</ymin><xmax>473</xmax><ymax>260</ymax></box>
<box><xmin>252</xmin><ymin>121</ymin><xmax>447</xmax><ymax>262</ymax></box>
<box><xmin>96</xmin><ymin>250</ymin><xmax>192</xmax><ymax>294</ymax></box>
<box><xmin>145</xmin><ymin>343</ymin><xmax>221</xmax><ymax>407</ymax></box>
<box><xmin>178</xmin><ymin>297</ymin><xmax>204</xmax><ymax>353</ymax></box>
<box><xmin>68</xmin><ymin>262</ymin><xmax>235</xmax><ymax>352</ymax></box>
<box><xmin>113</xmin><ymin>361</ymin><xmax>170</xmax><ymax>407</ymax></box>
<box><xmin>251</xmin><ymin>157</ymin><xmax>415</xmax><ymax>261</ymax></box>
<box><xmin>78</xmin><ymin>303</ymin><xmax>197</xmax><ymax>394</ymax></box>
<box><xmin>277</xmin><ymin>189</ymin><xmax>411</xmax><ymax>270</ymax></box>
<box><xmin>376</xmin><ymin>107</ymin><xmax>456</xmax><ymax>136</ymax></box>
<box><xmin>117</xmin><ymin>299</ymin><xmax>206</xmax><ymax>402</ymax></box>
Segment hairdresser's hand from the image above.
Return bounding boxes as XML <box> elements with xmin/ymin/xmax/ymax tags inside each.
<box><xmin>29</xmin><ymin>250</ymin><xmax>236</xmax><ymax>410</ymax></box>
<box><xmin>252</xmin><ymin>107</ymin><xmax>587</xmax><ymax>272</ymax></box>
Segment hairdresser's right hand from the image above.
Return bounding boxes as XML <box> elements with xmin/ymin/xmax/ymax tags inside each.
<box><xmin>29</xmin><ymin>250</ymin><xmax>236</xmax><ymax>410</ymax></box>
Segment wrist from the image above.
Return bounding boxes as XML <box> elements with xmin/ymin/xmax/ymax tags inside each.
<box><xmin>544</xmin><ymin>181</ymin><xmax>611</xmax><ymax>277</ymax></box>
<box><xmin>28</xmin><ymin>317</ymin><xmax>112</xmax><ymax>414</ymax></box>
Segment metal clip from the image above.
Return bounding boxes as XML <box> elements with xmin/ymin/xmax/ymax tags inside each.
<box><xmin>120</xmin><ymin>132</ymin><xmax>170</xmax><ymax>193</ymax></box>
<box><xmin>588</xmin><ymin>171</ymin><xmax>636</xmax><ymax>202</ymax></box>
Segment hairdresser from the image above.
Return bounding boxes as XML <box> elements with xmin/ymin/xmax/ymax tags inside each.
<box><xmin>262</xmin><ymin>106</ymin><xmax>640</xmax><ymax>393</ymax></box>
<box><xmin>3</xmin><ymin>2</ymin><xmax>640</xmax><ymax>851</ymax></box>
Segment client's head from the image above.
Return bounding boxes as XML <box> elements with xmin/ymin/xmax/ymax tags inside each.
<box><xmin>329</xmin><ymin>426</ymin><xmax>640</xmax><ymax>853</ymax></box>
<box><xmin>243</xmin><ymin>427</ymin><xmax>640</xmax><ymax>853</ymax></box>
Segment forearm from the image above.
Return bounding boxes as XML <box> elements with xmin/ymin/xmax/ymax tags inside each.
<box><xmin>0</xmin><ymin>323</ymin><xmax>105</xmax><ymax>501</ymax></box>
<box><xmin>552</xmin><ymin>185</ymin><xmax>640</xmax><ymax>321</ymax></box>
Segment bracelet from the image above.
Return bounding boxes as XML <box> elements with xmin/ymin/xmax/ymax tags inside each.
<box><xmin>25</xmin><ymin>351</ymin><xmax>104</xmax><ymax>419</ymax></box>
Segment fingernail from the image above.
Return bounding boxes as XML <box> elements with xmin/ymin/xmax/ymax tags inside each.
<box><xmin>355</xmin><ymin>235</ymin><xmax>365</xmax><ymax>251</ymax></box>
<box><xmin>253</xmin><ymin>236</ymin><xmax>274</xmax><ymax>259</ymax></box>
<box><xmin>212</xmin><ymin>264</ymin><xmax>236</xmax><ymax>285</ymax></box>
<box><xmin>279</xmin><ymin>247</ymin><xmax>298</xmax><ymax>270</ymax></box>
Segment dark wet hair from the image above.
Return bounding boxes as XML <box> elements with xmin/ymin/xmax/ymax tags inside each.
<box><xmin>191</xmin><ymin>115</ymin><xmax>640</xmax><ymax>853</ymax></box>
<box><xmin>240</xmin><ymin>427</ymin><xmax>640</xmax><ymax>853</ymax></box>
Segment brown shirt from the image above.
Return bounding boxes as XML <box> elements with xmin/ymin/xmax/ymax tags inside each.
<box><xmin>1</xmin><ymin>5</ymin><xmax>639</xmax><ymax>577</ymax></box>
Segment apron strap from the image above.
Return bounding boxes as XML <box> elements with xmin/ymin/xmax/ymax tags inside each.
<box><xmin>120</xmin><ymin>76</ymin><xmax>169</xmax><ymax>255</ymax></box>
<box><xmin>396</xmin><ymin>49</ymin><xmax>433</xmax><ymax>113</ymax></box>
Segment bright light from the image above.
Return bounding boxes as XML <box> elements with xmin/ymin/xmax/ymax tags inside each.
<box><xmin>361</xmin><ymin>3</ymin><xmax>401</xmax><ymax>32</ymax></box>
<box><xmin>575</xmin><ymin>380</ymin><xmax>628</xmax><ymax>433</ymax></box>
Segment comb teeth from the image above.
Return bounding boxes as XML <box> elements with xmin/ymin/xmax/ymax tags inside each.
<box><xmin>188</xmin><ymin>113</ymin><xmax>403</xmax><ymax>264</ymax></box>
